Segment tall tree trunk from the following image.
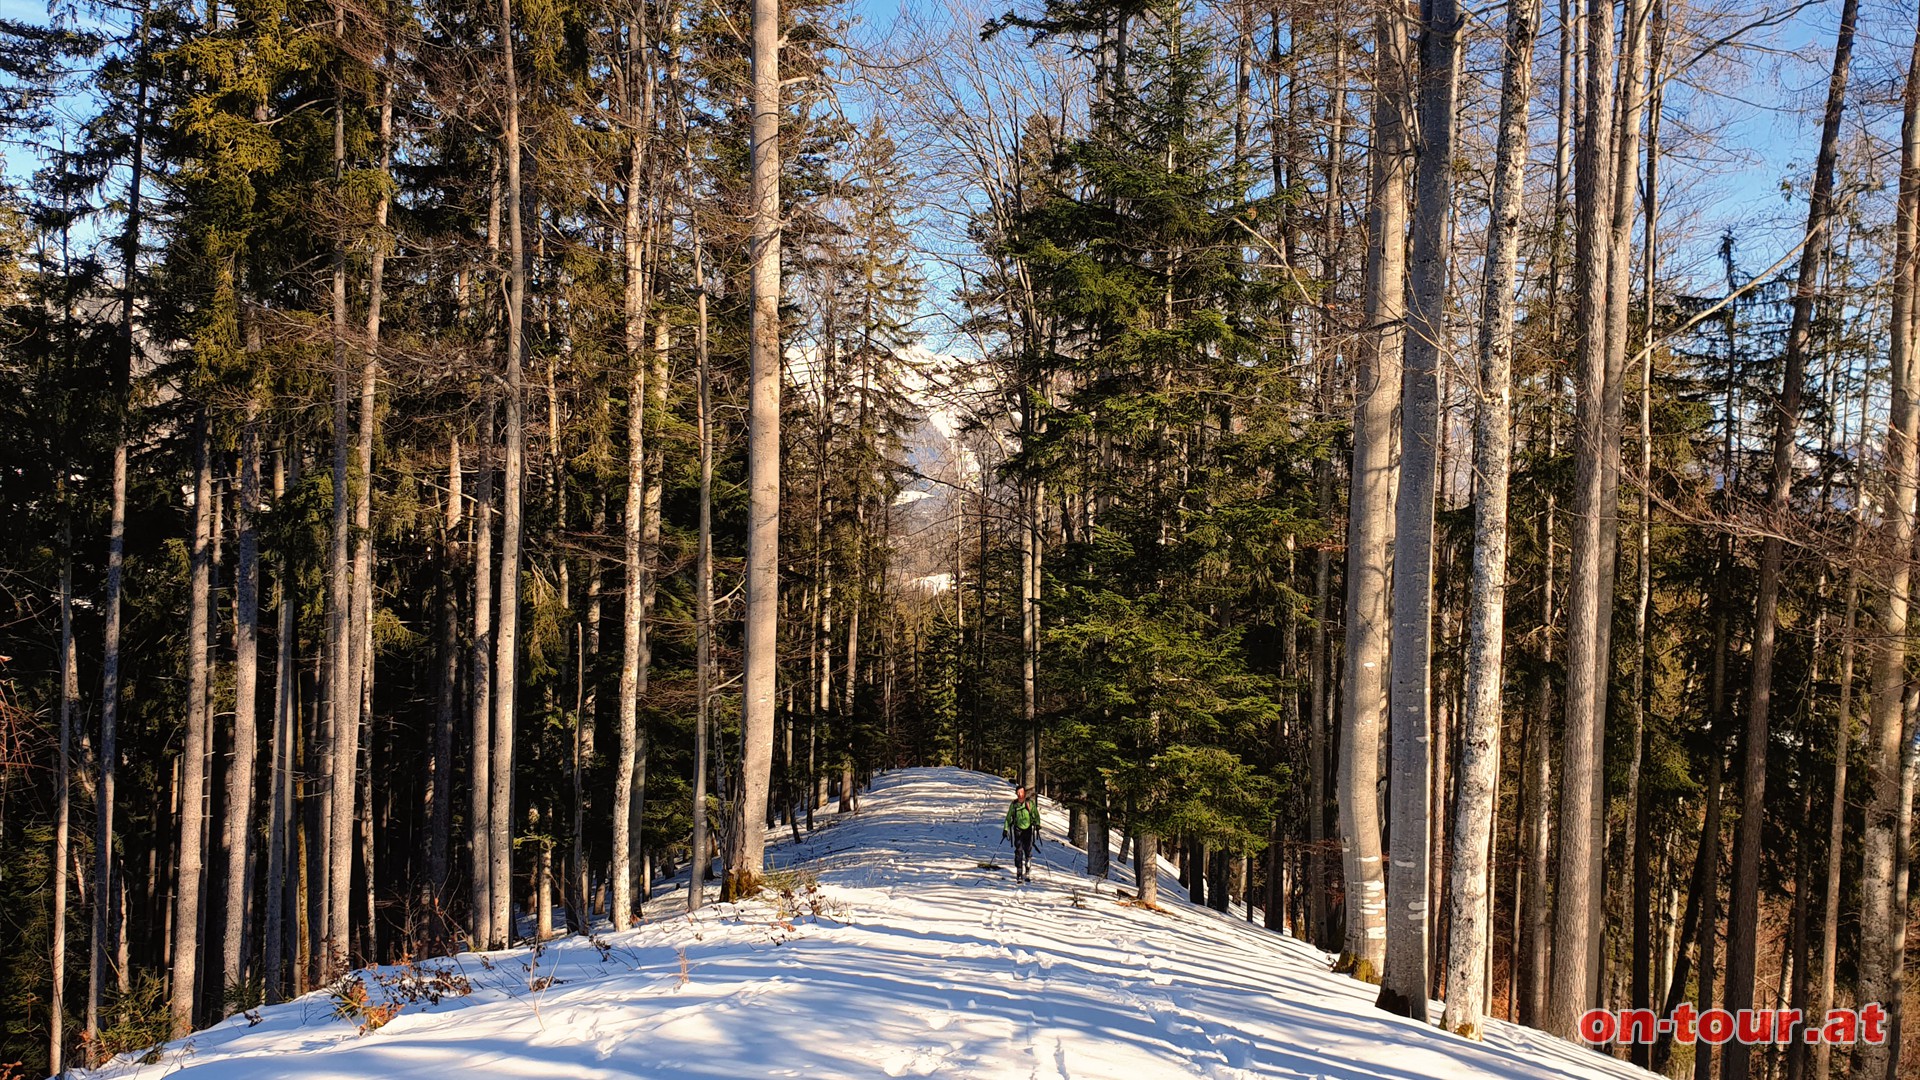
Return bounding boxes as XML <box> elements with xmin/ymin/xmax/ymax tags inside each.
<box><xmin>90</xmin><ymin>399</ymin><xmax>127</xmax><ymax>1049</ymax></box>
<box><xmin>1378</xmin><ymin>0</ymin><xmax>1460</xmax><ymax>1023</ymax></box>
<box><xmin>634</xmin><ymin>318</ymin><xmax>669</xmax><ymax>888</ymax></box>
<box><xmin>689</xmin><ymin>192</ymin><xmax>714</xmax><ymax>913</ymax></box>
<box><xmin>171</xmin><ymin>413</ymin><xmax>214</xmax><ymax>1037</ymax></box>
<box><xmin>1021</xmin><ymin>471</ymin><xmax>1039</xmax><ymax>795</ymax></box>
<box><xmin>1813</xmin><ymin>565</ymin><xmax>1859</xmax><ymax>1080</ymax></box>
<box><xmin>728</xmin><ymin>0</ymin><xmax>781</xmax><ymax>901</ymax></box>
<box><xmin>1521</xmin><ymin>632</ymin><xmax>1551</xmax><ymax>1027</ymax></box>
<box><xmin>491</xmin><ymin>0</ymin><xmax>528</xmax><ymax>950</ymax></box>
<box><xmin>321</xmin><ymin>0</ymin><xmax>356</xmax><ymax>978</ymax></box>
<box><xmin>266</xmin><ymin>447</ymin><xmax>297</xmax><ymax>1003</ymax></box>
<box><xmin>1308</xmin><ymin>456</ymin><xmax>1332</xmax><ymax>946</ymax></box>
<box><xmin>337</xmin><ymin>61</ymin><xmax>389</xmax><ymax>976</ymax></box>
<box><xmin>429</xmin><ymin>435</ymin><xmax>461</xmax><ymax>915</ymax></box>
<box><xmin>357</xmin><ymin>714</ymin><xmax>375</xmax><ymax>962</ymax></box>
<box><xmin>1854</xmin><ymin>23</ymin><xmax>1920</xmax><ymax>1080</ymax></box>
<box><xmin>574</xmin><ymin>499</ymin><xmax>602</xmax><ymax>933</ymax></box>
<box><xmin>1338</xmin><ymin>0</ymin><xmax>1411</xmax><ymax>982</ymax></box>
<box><xmin>1881</xmin><ymin>700</ymin><xmax>1920</xmax><ymax>1080</ymax></box>
<box><xmin>348</xmin><ymin>61</ymin><xmax>392</xmax><ymax>968</ymax></box>
<box><xmin>1653</xmin><ymin>783</ymin><xmax>1710</xmax><ymax>1071</ymax></box>
<box><xmin>91</xmin><ymin>8</ymin><xmax>147</xmax><ymax>1048</ymax></box>
<box><xmin>53</xmin><ymin>510</ymin><xmax>76</xmax><ymax>1073</ymax></box>
<box><xmin>1136</xmin><ymin>832</ymin><xmax>1159</xmax><ymax>909</ymax></box>
<box><xmin>1546</xmin><ymin>0</ymin><xmax>1617</xmax><ymax>1036</ymax></box>
<box><xmin>1442</xmin><ymin>0</ymin><xmax>1537</xmax><ymax>1038</ymax></box>
<box><xmin>1590</xmin><ymin>0</ymin><xmax>1652</xmax><ymax>1010</ymax></box>
<box><xmin>1721</xmin><ymin>6</ymin><xmax>1856</xmax><ymax>1078</ymax></box>
<box><xmin>1692</xmin><ymin>564</ymin><xmax>1730</xmax><ymax>1080</ymax></box>
<box><xmin>1308</xmin><ymin>5</ymin><xmax>1346</xmax><ymax>956</ymax></box>
<box><xmin>1088</xmin><ymin>773</ymin><xmax>1110</xmax><ymax>879</ymax></box>
<box><xmin>1519</xmin><ymin>0</ymin><xmax>1572</xmax><ymax>1028</ymax></box>
<box><xmin>612</xmin><ymin>14</ymin><xmax>652</xmax><ymax>926</ymax></box>
<box><xmin>567</xmin><ymin>624</ymin><xmax>586</xmax><ymax>936</ymax></box>
<box><xmin>1627</xmin><ymin>9</ymin><xmax>1667</xmax><ymax>1066</ymax></box>
<box><xmin>1786</xmin><ymin>735</ymin><xmax>1817</xmax><ymax>1080</ymax></box>
<box><xmin>469</xmin><ymin>405</ymin><xmax>495</xmax><ymax>947</ymax></box>
<box><xmin>222</xmin><ymin>407</ymin><xmax>262</xmax><ymax>1006</ymax></box>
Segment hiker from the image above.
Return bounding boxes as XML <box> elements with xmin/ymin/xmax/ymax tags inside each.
<box><xmin>1001</xmin><ymin>785</ymin><xmax>1041</xmax><ymax>883</ymax></box>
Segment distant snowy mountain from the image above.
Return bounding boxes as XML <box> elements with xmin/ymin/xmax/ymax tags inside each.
<box><xmin>77</xmin><ymin>769</ymin><xmax>1661</xmax><ymax>1080</ymax></box>
<box><xmin>849</xmin><ymin>343</ymin><xmax>1006</xmax><ymax>595</ymax></box>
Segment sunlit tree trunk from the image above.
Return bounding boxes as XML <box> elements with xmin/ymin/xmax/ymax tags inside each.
<box><xmin>1338</xmin><ymin>0</ymin><xmax>1412</xmax><ymax>982</ymax></box>
<box><xmin>1589</xmin><ymin>0</ymin><xmax>1650</xmax><ymax>1008</ymax></box>
<box><xmin>171</xmin><ymin>413</ymin><xmax>214</xmax><ymax>1036</ymax></box>
<box><xmin>612</xmin><ymin>10</ymin><xmax>653</xmax><ymax>927</ymax></box>
<box><xmin>222</xmin><ymin>405</ymin><xmax>262</xmax><ymax>1006</ymax></box>
<box><xmin>1136</xmin><ymin>833</ymin><xmax>1159</xmax><ymax>909</ymax></box>
<box><xmin>1546</xmin><ymin>0</ymin><xmax>1616</xmax><ymax>1035</ymax></box>
<box><xmin>345</xmin><ymin>59</ymin><xmax>392</xmax><ymax>970</ymax></box>
<box><xmin>1378</xmin><ymin>0</ymin><xmax>1461</xmax><ymax>1022</ymax></box>
<box><xmin>265</xmin><ymin>447</ymin><xmax>297</xmax><ymax>1003</ymax></box>
<box><xmin>728</xmin><ymin>0</ymin><xmax>782</xmax><ymax>900</ymax></box>
<box><xmin>1442</xmin><ymin>0</ymin><xmax>1537</xmax><ymax>1038</ymax></box>
<box><xmin>1627</xmin><ymin>8</ymin><xmax>1667</xmax><ymax>1066</ymax></box>
<box><xmin>1854</xmin><ymin>21</ymin><xmax>1920</xmax><ymax>1080</ymax></box>
<box><xmin>689</xmin><ymin>199</ymin><xmax>714</xmax><ymax>913</ymax></box>
<box><xmin>490</xmin><ymin>0</ymin><xmax>528</xmax><ymax>949</ymax></box>
<box><xmin>428</xmin><ymin>436</ymin><xmax>461</xmax><ymax>915</ymax></box>
<box><xmin>52</xmin><ymin>508</ymin><xmax>76</xmax><ymax>1073</ymax></box>
<box><xmin>469</xmin><ymin>405</ymin><xmax>496</xmax><ymax>947</ymax></box>
<box><xmin>321</xmin><ymin>0</ymin><xmax>358</xmax><ymax>977</ymax></box>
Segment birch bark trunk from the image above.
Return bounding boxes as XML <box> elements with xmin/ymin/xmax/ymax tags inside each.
<box><xmin>611</xmin><ymin>13</ymin><xmax>650</xmax><ymax>929</ymax></box>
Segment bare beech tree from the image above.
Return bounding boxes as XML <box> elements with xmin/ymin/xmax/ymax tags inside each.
<box><xmin>1377</xmin><ymin>0</ymin><xmax>1462</xmax><ymax>1023</ymax></box>
<box><xmin>1339</xmin><ymin>0</ymin><xmax>1411</xmax><ymax>982</ymax></box>
<box><xmin>1547</xmin><ymin>0</ymin><xmax>1617</xmax><ymax>1035</ymax></box>
<box><xmin>727</xmin><ymin>0</ymin><xmax>782</xmax><ymax>900</ymax></box>
<box><xmin>1442</xmin><ymin>0</ymin><xmax>1539</xmax><ymax>1038</ymax></box>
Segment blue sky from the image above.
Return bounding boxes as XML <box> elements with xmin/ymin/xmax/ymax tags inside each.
<box><xmin>1</xmin><ymin>0</ymin><xmax>1903</xmax><ymax>303</ymax></box>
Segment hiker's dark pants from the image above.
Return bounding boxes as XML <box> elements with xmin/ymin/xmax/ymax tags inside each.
<box><xmin>1014</xmin><ymin>827</ymin><xmax>1036</xmax><ymax>877</ymax></box>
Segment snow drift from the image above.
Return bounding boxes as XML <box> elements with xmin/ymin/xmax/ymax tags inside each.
<box><xmin>76</xmin><ymin>768</ymin><xmax>1659</xmax><ymax>1079</ymax></box>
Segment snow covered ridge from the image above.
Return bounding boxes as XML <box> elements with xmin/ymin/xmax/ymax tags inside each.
<box><xmin>75</xmin><ymin>769</ymin><xmax>1661</xmax><ymax>1079</ymax></box>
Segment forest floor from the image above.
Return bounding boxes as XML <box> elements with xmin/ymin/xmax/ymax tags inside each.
<box><xmin>77</xmin><ymin>767</ymin><xmax>1660</xmax><ymax>1079</ymax></box>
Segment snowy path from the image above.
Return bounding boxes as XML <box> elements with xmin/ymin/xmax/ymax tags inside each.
<box><xmin>80</xmin><ymin>767</ymin><xmax>1657</xmax><ymax>1080</ymax></box>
